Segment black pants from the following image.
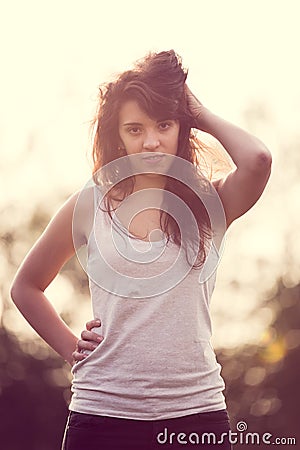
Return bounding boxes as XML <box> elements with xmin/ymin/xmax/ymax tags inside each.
<box><xmin>61</xmin><ymin>409</ymin><xmax>232</xmax><ymax>450</ymax></box>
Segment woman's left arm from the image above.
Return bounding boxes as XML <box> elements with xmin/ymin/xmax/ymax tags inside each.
<box><xmin>186</xmin><ymin>86</ymin><xmax>272</xmax><ymax>228</ymax></box>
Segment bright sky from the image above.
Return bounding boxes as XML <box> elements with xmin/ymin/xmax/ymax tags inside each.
<box><xmin>1</xmin><ymin>0</ymin><xmax>300</xmax><ymax>346</ymax></box>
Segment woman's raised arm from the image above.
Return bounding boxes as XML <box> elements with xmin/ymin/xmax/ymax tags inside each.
<box><xmin>185</xmin><ymin>85</ymin><xmax>272</xmax><ymax>228</ymax></box>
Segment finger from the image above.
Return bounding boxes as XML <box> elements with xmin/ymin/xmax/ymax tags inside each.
<box><xmin>77</xmin><ymin>339</ymin><xmax>99</xmax><ymax>352</ymax></box>
<box><xmin>86</xmin><ymin>319</ymin><xmax>101</xmax><ymax>331</ymax></box>
<box><xmin>81</xmin><ymin>330</ymin><xmax>103</xmax><ymax>343</ymax></box>
<box><xmin>72</xmin><ymin>351</ymin><xmax>86</xmax><ymax>363</ymax></box>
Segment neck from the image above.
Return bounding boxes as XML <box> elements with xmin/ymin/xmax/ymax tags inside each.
<box><xmin>133</xmin><ymin>174</ymin><xmax>167</xmax><ymax>192</ymax></box>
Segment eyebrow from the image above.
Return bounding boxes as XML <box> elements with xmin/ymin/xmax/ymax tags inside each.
<box><xmin>122</xmin><ymin>122</ymin><xmax>143</xmax><ymax>127</ymax></box>
<box><xmin>122</xmin><ymin>119</ymin><xmax>172</xmax><ymax>127</ymax></box>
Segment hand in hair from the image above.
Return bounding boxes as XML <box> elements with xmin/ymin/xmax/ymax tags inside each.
<box><xmin>185</xmin><ymin>84</ymin><xmax>207</xmax><ymax>130</ymax></box>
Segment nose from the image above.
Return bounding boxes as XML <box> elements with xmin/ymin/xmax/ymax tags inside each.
<box><xmin>142</xmin><ymin>132</ymin><xmax>160</xmax><ymax>151</ymax></box>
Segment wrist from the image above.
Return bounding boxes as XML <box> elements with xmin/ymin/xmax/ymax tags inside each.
<box><xmin>62</xmin><ymin>336</ymin><xmax>79</xmax><ymax>366</ymax></box>
<box><xmin>194</xmin><ymin>107</ymin><xmax>214</xmax><ymax>132</ymax></box>
<box><xmin>65</xmin><ymin>355</ymin><xmax>75</xmax><ymax>367</ymax></box>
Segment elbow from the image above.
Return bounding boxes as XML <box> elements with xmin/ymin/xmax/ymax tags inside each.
<box><xmin>10</xmin><ymin>279</ymin><xmax>21</xmax><ymax>306</ymax></box>
<box><xmin>10</xmin><ymin>273</ymin><xmax>42</xmax><ymax>307</ymax></box>
<box><xmin>252</xmin><ymin>148</ymin><xmax>272</xmax><ymax>173</ymax></box>
<box><xmin>10</xmin><ymin>277</ymin><xmax>26</xmax><ymax>307</ymax></box>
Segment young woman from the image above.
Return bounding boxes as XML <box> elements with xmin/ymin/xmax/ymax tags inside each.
<box><xmin>11</xmin><ymin>50</ymin><xmax>272</xmax><ymax>449</ymax></box>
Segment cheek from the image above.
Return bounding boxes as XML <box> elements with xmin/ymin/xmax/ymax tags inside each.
<box><xmin>172</xmin><ymin>132</ymin><xmax>180</xmax><ymax>153</ymax></box>
<box><xmin>123</xmin><ymin>139</ymin><xmax>141</xmax><ymax>155</ymax></box>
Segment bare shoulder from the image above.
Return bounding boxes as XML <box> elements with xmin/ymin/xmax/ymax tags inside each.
<box><xmin>49</xmin><ymin>184</ymin><xmax>95</xmax><ymax>250</ymax></box>
<box><xmin>45</xmin><ymin>189</ymin><xmax>89</xmax><ymax>244</ymax></box>
<box><xmin>72</xmin><ymin>185</ymin><xmax>95</xmax><ymax>247</ymax></box>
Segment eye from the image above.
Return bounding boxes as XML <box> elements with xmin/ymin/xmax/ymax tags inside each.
<box><xmin>127</xmin><ymin>127</ymin><xmax>142</xmax><ymax>135</ymax></box>
<box><xmin>158</xmin><ymin>122</ymin><xmax>172</xmax><ymax>131</ymax></box>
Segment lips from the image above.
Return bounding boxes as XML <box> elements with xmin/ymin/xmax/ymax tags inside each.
<box><xmin>142</xmin><ymin>153</ymin><xmax>165</xmax><ymax>161</ymax></box>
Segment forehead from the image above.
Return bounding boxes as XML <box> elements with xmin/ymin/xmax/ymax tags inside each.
<box><xmin>118</xmin><ymin>100</ymin><xmax>153</xmax><ymax>125</ymax></box>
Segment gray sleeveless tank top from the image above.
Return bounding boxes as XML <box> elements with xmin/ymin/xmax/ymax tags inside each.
<box><xmin>69</xmin><ymin>185</ymin><xmax>226</xmax><ymax>419</ymax></box>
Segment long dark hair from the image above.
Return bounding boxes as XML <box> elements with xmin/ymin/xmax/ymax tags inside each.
<box><xmin>91</xmin><ymin>50</ymin><xmax>227</xmax><ymax>268</ymax></box>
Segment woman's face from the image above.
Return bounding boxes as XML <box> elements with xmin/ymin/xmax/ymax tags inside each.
<box><xmin>118</xmin><ymin>100</ymin><xmax>180</xmax><ymax>157</ymax></box>
<box><xmin>118</xmin><ymin>100</ymin><xmax>180</xmax><ymax>188</ymax></box>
